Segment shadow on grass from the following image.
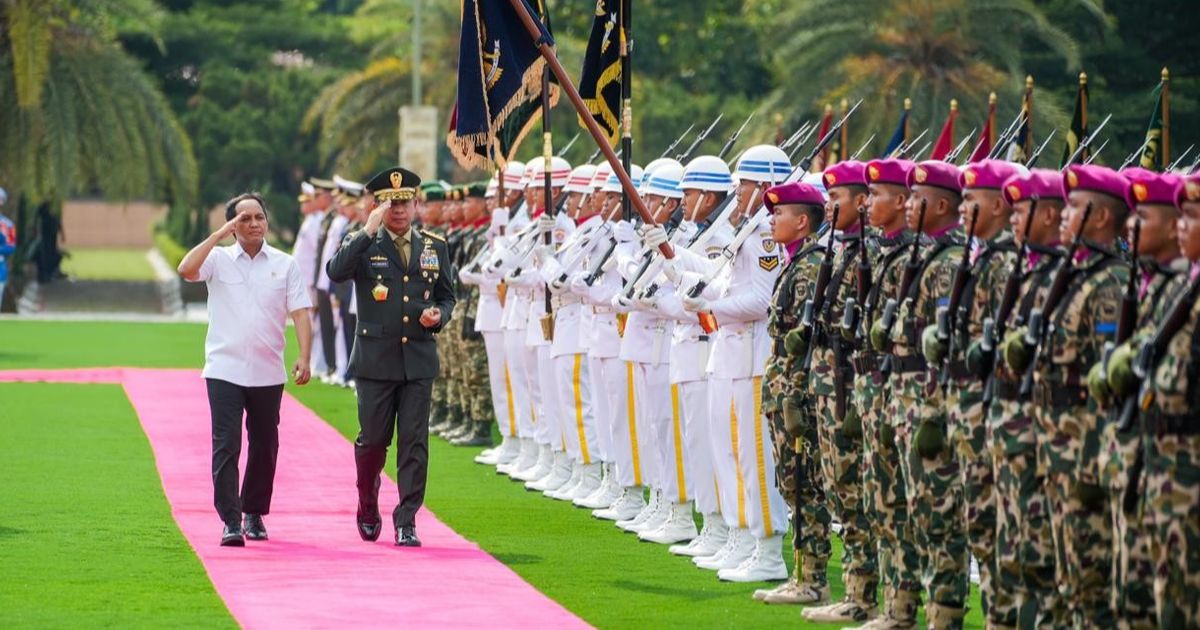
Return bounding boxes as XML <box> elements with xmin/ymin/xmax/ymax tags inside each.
<box><xmin>0</xmin><ymin>524</ymin><xmax>27</xmax><ymax>539</ymax></box>
<box><xmin>611</xmin><ymin>579</ymin><xmax>730</xmax><ymax>602</ymax></box>
<box><xmin>490</xmin><ymin>552</ymin><xmax>546</xmax><ymax>566</ymax></box>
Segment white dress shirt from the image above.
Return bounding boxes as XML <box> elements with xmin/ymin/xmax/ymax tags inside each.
<box><xmin>192</xmin><ymin>241</ymin><xmax>312</xmax><ymax>387</ymax></box>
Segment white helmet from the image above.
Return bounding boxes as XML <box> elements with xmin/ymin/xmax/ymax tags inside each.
<box><xmin>681</xmin><ymin>155</ymin><xmax>735</xmax><ymax>192</ymax></box>
<box><xmin>641</xmin><ymin>159</ymin><xmax>685</xmax><ymax>199</ymax></box>
<box><xmin>564</xmin><ymin>164</ymin><xmax>597</xmax><ymax>194</ymax></box>
<box><xmin>527</xmin><ymin>156</ymin><xmax>573</xmax><ymax>188</ymax></box>
<box><xmin>589</xmin><ymin>162</ymin><xmax>615</xmax><ymax>190</ymax></box>
<box><xmin>800</xmin><ymin>172</ymin><xmax>830</xmax><ymax>202</ymax></box>
<box><xmin>502</xmin><ymin>160</ymin><xmax>526</xmax><ymax>191</ymax></box>
<box><xmin>485</xmin><ymin>176</ymin><xmax>499</xmax><ymax>198</ymax></box>
<box><xmin>735</xmin><ymin>144</ymin><xmax>792</xmax><ymax>184</ymax></box>
<box><xmin>602</xmin><ymin>164</ymin><xmax>643</xmax><ymax>193</ymax></box>
<box><xmin>640</xmin><ymin>158</ymin><xmax>674</xmax><ymax>188</ymax></box>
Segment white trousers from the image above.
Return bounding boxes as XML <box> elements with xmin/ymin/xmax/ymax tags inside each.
<box><xmin>727</xmin><ymin>376</ymin><xmax>788</xmax><ymax>538</ymax></box>
<box><xmin>633</xmin><ymin>362</ymin><xmax>670</xmax><ymax>490</ymax></box>
<box><xmin>482</xmin><ymin>331</ymin><xmax>517</xmax><ymax>438</ymax></box>
<box><xmin>554</xmin><ymin>354</ymin><xmax>597</xmax><ymax>464</ymax></box>
<box><xmin>534</xmin><ymin>345</ymin><xmax>561</xmax><ymax>450</ymax></box>
<box><xmin>503</xmin><ymin>329</ymin><xmax>534</xmax><ymax>439</ymax></box>
<box><xmin>609</xmin><ymin>361</ymin><xmax>650</xmax><ymax>488</ymax></box>
<box><xmin>587</xmin><ymin>355</ymin><xmax>618</xmax><ymax>463</ymax></box>
<box><xmin>676</xmin><ymin>379</ymin><xmax>717</xmax><ymax>510</ymax></box>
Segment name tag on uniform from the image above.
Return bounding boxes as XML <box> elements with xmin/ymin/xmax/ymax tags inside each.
<box><xmin>370</xmin><ymin>255</ymin><xmax>389</xmax><ymax>269</ymax></box>
<box><xmin>419</xmin><ymin>249</ymin><xmax>439</xmax><ymax>271</ymax></box>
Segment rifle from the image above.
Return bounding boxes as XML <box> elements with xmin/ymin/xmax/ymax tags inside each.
<box><xmin>799</xmin><ymin>203</ymin><xmax>842</xmax><ymax>357</ymax></box>
<box><xmin>686</xmin><ymin>99</ymin><xmax>863</xmax><ymax>299</ymax></box>
<box><xmin>1063</xmin><ymin>113</ymin><xmax>1113</xmax><ymax>168</ymax></box>
<box><xmin>557</xmin><ymin>133</ymin><xmax>580</xmax><ymax>158</ymax></box>
<box><xmin>945</xmin><ymin>127</ymin><xmax>979</xmax><ymax>164</ymax></box>
<box><xmin>1084</xmin><ymin>138</ymin><xmax>1109</xmax><ymax>165</ymax></box>
<box><xmin>1120</xmin><ymin>138</ymin><xmax>1153</xmax><ymax>171</ymax></box>
<box><xmin>719</xmin><ymin>113</ymin><xmax>755</xmax><ymax>160</ymax></box>
<box><xmin>788</xmin><ymin>120</ymin><xmax>823</xmax><ymax>161</ymax></box>
<box><xmin>1166</xmin><ymin>144</ymin><xmax>1195</xmax><ymax>172</ymax></box>
<box><xmin>981</xmin><ymin>195</ymin><xmax>1038</xmax><ymax>405</ymax></box>
<box><xmin>988</xmin><ymin>109</ymin><xmax>1029</xmax><ymax>160</ymax></box>
<box><xmin>850</xmin><ymin>133</ymin><xmax>876</xmax><ymax>161</ymax></box>
<box><xmin>658</xmin><ymin>123</ymin><xmax>696</xmax><ymax>160</ymax></box>
<box><xmin>779</xmin><ymin>122</ymin><xmax>810</xmax><ymax>153</ymax></box>
<box><xmin>937</xmin><ymin>202</ymin><xmax>980</xmax><ymax>388</ymax></box>
<box><xmin>880</xmin><ymin>198</ymin><xmax>928</xmax><ymax>341</ymax></box>
<box><xmin>1108</xmin><ymin>217</ymin><xmax>1141</xmax><ymax>433</ymax></box>
<box><xmin>678</xmin><ymin>113</ymin><xmax>723</xmax><ymax>162</ymax></box>
<box><xmin>841</xmin><ymin>205</ymin><xmax>873</xmax><ymax>344</ymax></box>
<box><xmin>1119</xmin><ymin>273</ymin><xmax>1200</xmax><ymax>511</ymax></box>
<box><xmin>893</xmin><ymin>128</ymin><xmax>930</xmax><ymax>159</ymax></box>
<box><xmin>1018</xmin><ymin>201</ymin><xmax>1094</xmax><ymax>397</ymax></box>
<box><xmin>1026</xmin><ymin>130</ymin><xmax>1057</xmax><ymax>168</ymax></box>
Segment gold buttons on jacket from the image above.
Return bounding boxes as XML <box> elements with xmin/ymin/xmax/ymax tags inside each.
<box><xmin>401</xmin><ymin>337</ymin><xmax>408</xmax><ymax>343</ymax></box>
<box><xmin>403</xmin><ymin>275</ymin><xmax>409</xmax><ymax>282</ymax></box>
<box><xmin>403</xmin><ymin>316</ymin><xmax>409</xmax><ymax>323</ymax></box>
<box><xmin>403</xmin><ymin>296</ymin><xmax>409</xmax><ymax>302</ymax></box>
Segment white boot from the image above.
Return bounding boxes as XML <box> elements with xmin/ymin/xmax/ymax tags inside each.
<box><xmin>696</xmin><ymin>527</ymin><xmax>753</xmax><ymax>571</ymax></box>
<box><xmin>494</xmin><ymin>435</ymin><xmax>522</xmax><ymax>465</ymax></box>
<box><xmin>528</xmin><ymin>451</ymin><xmax>571</xmax><ymax>491</ymax></box>
<box><xmin>567</xmin><ymin>463</ymin><xmax>603</xmax><ymax>501</ymax></box>
<box><xmin>617</xmin><ymin>488</ymin><xmax>661</xmax><ymax>532</ymax></box>
<box><xmin>497</xmin><ymin>438</ymin><xmax>536</xmax><ymax>474</ymax></box>
<box><xmin>546</xmin><ymin>460</ymin><xmax>583</xmax><ymax>499</ymax></box>
<box><xmin>639</xmin><ymin>501</ymin><xmax>698</xmax><ymax>544</ymax></box>
<box><xmin>592</xmin><ymin>486</ymin><xmax>645</xmax><ymax>521</ymax></box>
<box><xmin>511</xmin><ymin>443</ymin><xmax>551</xmax><ymax>481</ymax></box>
<box><xmin>574</xmin><ymin>462</ymin><xmax>618</xmax><ymax>508</ymax></box>
<box><xmin>670</xmin><ymin>513</ymin><xmax>728</xmax><ymax>556</ymax></box>
<box><xmin>631</xmin><ymin>490</ymin><xmax>671</xmax><ymax>534</ymax></box>
<box><xmin>693</xmin><ymin>523</ymin><xmax>739</xmax><ymax>569</ymax></box>
<box><xmin>717</xmin><ymin>534</ymin><xmax>788</xmax><ymax>582</ymax></box>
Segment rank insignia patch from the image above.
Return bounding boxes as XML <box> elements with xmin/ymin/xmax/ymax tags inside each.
<box><xmin>758</xmin><ymin>255</ymin><xmax>780</xmax><ymax>271</ymax></box>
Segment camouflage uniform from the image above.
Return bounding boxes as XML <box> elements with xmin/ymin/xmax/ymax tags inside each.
<box><xmin>943</xmin><ymin>233</ymin><xmax>1016</xmax><ymax>626</ymax></box>
<box><xmin>763</xmin><ymin>236</ymin><xmax>832</xmax><ymax>589</ymax></box>
<box><xmin>1140</xmin><ymin>275</ymin><xmax>1200</xmax><ymax>628</ymax></box>
<box><xmin>457</xmin><ymin>224</ymin><xmax>496</xmax><ymax>432</ymax></box>
<box><xmin>860</xmin><ymin>230</ymin><xmax>924</xmax><ymax>625</ymax></box>
<box><xmin>440</xmin><ymin>224</ymin><xmax>468</xmax><ymax>435</ymax></box>
<box><xmin>807</xmin><ymin>230</ymin><xmax>878</xmax><ymax>609</ymax></box>
<box><xmin>1096</xmin><ymin>259</ymin><xmax>1186</xmax><ymax>629</ymax></box>
<box><xmin>1028</xmin><ymin>246</ymin><xmax>1127</xmax><ymax>628</ymax></box>
<box><xmin>988</xmin><ymin>245</ymin><xmax>1065</xmax><ymax>629</ymax></box>
<box><xmin>890</xmin><ymin>230</ymin><xmax>968</xmax><ymax>628</ymax></box>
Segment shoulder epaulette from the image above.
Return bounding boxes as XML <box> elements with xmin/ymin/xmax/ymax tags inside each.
<box><xmin>422</xmin><ymin>230</ymin><xmax>446</xmax><ymax>242</ymax></box>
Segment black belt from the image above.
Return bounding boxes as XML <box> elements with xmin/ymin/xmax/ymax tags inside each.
<box><xmin>946</xmin><ymin>359</ymin><xmax>971</xmax><ymax>380</ymax></box>
<box><xmin>995</xmin><ymin>380</ymin><xmax>1020</xmax><ymax>401</ymax></box>
<box><xmin>853</xmin><ymin>352</ymin><xmax>880</xmax><ymax>373</ymax></box>
<box><xmin>1146</xmin><ymin>410</ymin><xmax>1200</xmax><ymax>436</ymax></box>
<box><xmin>1035</xmin><ymin>383</ymin><xmax>1087</xmax><ymax>409</ymax></box>
<box><xmin>890</xmin><ymin>354</ymin><xmax>926</xmax><ymax>374</ymax></box>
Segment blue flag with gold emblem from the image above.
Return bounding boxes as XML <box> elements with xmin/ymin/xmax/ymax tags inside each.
<box><xmin>448</xmin><ymin>0</ymin><xmax>558</xmax><ymax>170</ymax></box>
<box><xmin>578</xmin><ymin>0</ymin><xmax>622</xmax><ymax>148</ymax></box>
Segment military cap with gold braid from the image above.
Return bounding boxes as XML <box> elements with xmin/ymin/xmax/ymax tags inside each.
<box><xmin>365</xmin><ymin>166</ymin><xmax>421</xmax><ymax>202</ymax></box>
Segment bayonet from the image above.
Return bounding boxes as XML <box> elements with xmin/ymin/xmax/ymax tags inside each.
<box><xmin>556</xmin><ymin>133</ymin><xmax>580</xmax><ymax>158</ymax></box>
<box><xmin>719</xmin><ymin>112</ymin><xmax>755</xmax><ymax>159</ymax></box>
<box><xmin>658</xmin><ymin>123</ymin><xmax>696</xmax><ymax>160</ymax></box>
<box><xmin>1026</xmin><ymin>129</ymin><xmax>1057</xmax><ymax>167</ymax></box>
<box><xmin>678</xmin><ymin>113</ymin><xmax>723</xmax><ymax>162</ymax></box>
<box><xmin>1064</xmin><ymin>113</ymin><xmax>1113</xmax><ymax>168</ymax></box>
<box><xmin>850</xmin><ymin>133</ymin><xmax>877</xmax><ymax>160</ymax></box>
<box><xmin>1084</xmin><ymin>138</ymin><xmax>1109</xmax><ymax>165</ymax></box>
<box><xmin>944</xmin><ymin>128</ymin><xmax>978</xmax><ymax>163</ymax></box>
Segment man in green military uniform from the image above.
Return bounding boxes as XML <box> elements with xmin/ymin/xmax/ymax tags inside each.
<box><xmin>326</xmin><ymin>166</ymin><xmax>456</xmax><ymax>547</ymax></box>
<box><xmin>754</xmin><ymin>181</ymin><xmax>833</xmax><ymax>606</ymax></box>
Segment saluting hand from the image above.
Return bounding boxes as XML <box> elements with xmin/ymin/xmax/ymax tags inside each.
<box><xmin>420</xmin><ymin>307</ymin><xmax>442</xmax><ymax>328</ymax></box>
<box><xmin>364</xmin><ymin>205</ymin><xmax>386</xmax><ymax>236</ymax></box>
<box><xmin>216</xmin><ymin>211</ymin><xmax>245</xmax><ymax>240</ymax></box>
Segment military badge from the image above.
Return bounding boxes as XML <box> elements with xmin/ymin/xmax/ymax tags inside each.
<box><xmin>824</xmin><ymin>172</ymin><xmax>836</xmax><ymax>187</ymax></box>
<box><xmin>763</xmin><ymin>239</ymin><xmax>776</xmax><ymax>252</ymax></box>
<box><xmin>1007</xmin><ymin>184</ymin><xmax>1021</xmax><ymax>201</ymax></box>
<box><xmin>767</xmin><ymin>191</ymin><xmax>779</xmax><ymax>204</ymax></box>
<box><xmin>759</xmin><ymin>255</ymin><xmax>780</xmax><ymax>271</ymax></box>
<box><xmin>1132</xmin><ymin>182</ymin><xmax>1148</xmax><ymax>203</ymax></box>
<box><xmin>868</xmin><ymin>165</ymin><xmax>880</xmax><ymax>181</ymax></box>
<box><xmin>1188</xmin><ymin>181</ymin><xmax>1200</xmax><ymax>202</ymax></box>
<box><xmin>419</xmin><ymin>248</ymin><xmax>440</xmax><ymax>270</ymax></box>
<box><xmin>1067</xmin><ymin>170</ymin><xmax>1079</xmax><ymax>188</ymax></box>
<box><xmin>963</xmin><ymin>170</ymin><xmax>977</xmax><ymax>187</ymax></box>
<box><xmin>372</xmin><ymin>277</ymin><xmax>389</xmax><ymax>302</ymax></box>
<box><xmin>914</xmin><ymin>167</ymin><xmax>927</xmax><ymax>184</ymax></box>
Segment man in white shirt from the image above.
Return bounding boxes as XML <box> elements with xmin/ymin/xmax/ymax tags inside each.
<box><xmin>178</xmin><ymin>192</ymin><xmax>314</xmax><ymax>547</ymax></box>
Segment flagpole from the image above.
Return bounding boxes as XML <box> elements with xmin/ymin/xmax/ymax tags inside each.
<box><xmin>1025</xmin><ymin>75</ymin><xmax>1034</xmax><ymax>157</ymax></box>
<box><xmin>1080</xmin><ymin>72</ymin><xmax>1089</xmax><ymax>163</ymax></box>
<box><xmin>839</xmin><ymin>98</ymin><xmax>849</xmax><ymax>162</ymax></box>
<box><xmin>1162</xmin><ymin>67</ymin><xmax>1170</xmax><ymax>167</ymax></box>
<box><xmin>506</xmin><ymin>0</ymin><xmax>672</xmax><ymax>257</ymax></box>
<box><xmin>620</xmin><ymin>0</ymin><xmax>632</xmax><ymax>222</ymax></box>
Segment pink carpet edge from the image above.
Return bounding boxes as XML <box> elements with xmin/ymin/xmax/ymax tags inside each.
<box><xmin>0</xmin><ymin>367</ymin><xmax>591</xmax><ymax>629</ymax></box>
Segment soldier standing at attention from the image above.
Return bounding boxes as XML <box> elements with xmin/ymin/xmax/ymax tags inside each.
<box><xmin>326</xmin><ymin>167</ymin><xmax>455</xmax><ymax>547</ymax></box>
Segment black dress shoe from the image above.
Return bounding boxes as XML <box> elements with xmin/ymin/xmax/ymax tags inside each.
<box><xmin>357</xmin><ymin>510</ymin><xmax>382</xmax><ymax>542</ymax></box>
<box><xmin>242</xmin><ymin>514</ymin><xmax>268</xmax><ymax>541</ymax></box>
<box><xmin>395</xmin><ymin>526</ymin><xmax>421</xmax><ymax>547</ymax></box>
<box><xmin>220</xmin><ymin>523</ymin><xmax>245</xmax><ymax>547</ymax></box>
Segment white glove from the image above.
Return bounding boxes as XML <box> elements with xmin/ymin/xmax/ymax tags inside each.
<box><xmin>537</xmin><ymin>213</ymin><xmax>555</xmax><ymax>233</ymax></box>
<box><xmin>681</xmin><ymin>294</ymin><xmax>709</xmax><ymax>313</ymax></box>
<box><xmin>533</xmin><ymin>244</ymin><xmax>555</xmax><ymax>265</ymax></box>
<box><xmin>675</xmin><ymin>220</ymin><xmax>699</xmax><ymax>243</ymax></box>
<box><xmin>548</xmin><ymin>276</ymin><xmax>568</xmax><ymax>294</ymax></box>
<box><xmin>641</xmin><ymin>224</ymin><xmax>668</xmax><ymax>249</ymax></box>
<box><xmin>570</xmin><ymin>273</ymin><xmax>590</xmax><ymax>295</ymax></box>
<box><xmin>612</xmin><ymin>293</ymin><xmax>635</xmax><ymax>312</ymax></box>
<box><xmin>636</xmin><ymin>289</ymin><xmax>659</xmax><ymax>311</ymax></box>
<box><xmin>613</xmin><ymin>220</ymin><xmax>637</xmax><ymax>243</ymax></box>
<box><xmin>491</xmin><ymin>207</ymin><xmax>509</xmax><ymax>232</ymax></box>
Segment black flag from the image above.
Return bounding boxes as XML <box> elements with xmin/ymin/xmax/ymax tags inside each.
<box><xmin>578</xmin><ymin>0</ymin><xmax>621</xmax><ymax>148</ymax></box>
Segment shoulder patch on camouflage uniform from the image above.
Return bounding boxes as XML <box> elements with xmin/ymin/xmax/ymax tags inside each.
<box><xmin>759</xmin><ymin>255</ymin><xmax>780</xmax><ymax>271</ymax></box>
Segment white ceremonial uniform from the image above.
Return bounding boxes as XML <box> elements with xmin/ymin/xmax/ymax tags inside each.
<box><xmin>572</xmin><ymin>224</ymin><xmax>623</xmax><ymax>466</ymax></box>
<box><xmin>294</xmin><ymin>209</ymin><xmax>327</xmax><ymax>373</ymax></box>
<box><xmin>460</xmin><ymin>244</ymin><xmax>514</xmax><ymax>439</ymax></box>
<box><xmin>699</xmin><ymin>216</ymin><xmax>788</xmax><ymax>538</ymax></box>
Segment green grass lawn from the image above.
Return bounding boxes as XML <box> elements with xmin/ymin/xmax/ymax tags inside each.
<box><xmin>61</xmin><ymin>248</ymin><xmax>157</xmax><ymax>281</ymax></box>
<box><xmin>0</xmin><ymin>383</ymin><xmax>235</xmax><ymax>628</ymax></box>
<box><xmin>0</xmin><ymin>320</ymin><xmax>983</xmax><ymax>628</ymax></box>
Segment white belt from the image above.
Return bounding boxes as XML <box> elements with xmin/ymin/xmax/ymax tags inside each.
<box><xmin>593</xmin><ymin>305</ymin><xmax>613</xmax><ymax>314</ymax></box>
<box><xmin>552</xmin><ymin>294</ymin><xmax>582</xmax><ymax>309</ymax></box>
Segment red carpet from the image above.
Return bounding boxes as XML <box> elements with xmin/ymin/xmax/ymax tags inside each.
<box><xmin>0</xmin><ymin>368</ymin><xmax>589</xmax><ymax>629</ymax></box>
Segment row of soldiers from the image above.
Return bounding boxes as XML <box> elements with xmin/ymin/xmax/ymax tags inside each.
<box><xmin>440</xmin><ymin>134</ymin><xmax>1200</xmax><ymax>629</ymax></box>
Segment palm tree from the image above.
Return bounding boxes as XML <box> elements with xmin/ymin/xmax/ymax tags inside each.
<box><xmin>0</xmin><ymin>0</ymin><xmax>197</xmax><ymax>204</ymax></box>
<box><xmin>756</xmin><ymin>0</ymin><xmax>1108</xmax><ymax>158</ymax></box>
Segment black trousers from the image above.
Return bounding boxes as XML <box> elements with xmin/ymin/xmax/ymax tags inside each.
<box><xmin>206</xmin><ymin>378</ymin><xmax>284</xmax><ymax>526</ymax></box>
<box><xmin>354</xmin><ymin>377</ymin><xmax>432</xmax><ymax>528</ymax></box>
<box><xmin>315</xmin><ymin>289</ymin><xmax>337</xmax><ymax>373</ymax></box>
